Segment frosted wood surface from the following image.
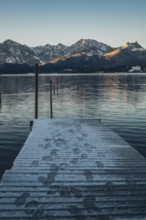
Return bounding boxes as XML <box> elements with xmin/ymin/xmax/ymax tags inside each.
<box><xmin>0</xmin><ymin>119</ymin><xmax>146</xmax><ymax>219</ymax></box>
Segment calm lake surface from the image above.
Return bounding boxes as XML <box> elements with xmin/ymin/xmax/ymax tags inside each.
<box><xmin>0</xmin><ymin>73</ymin><xmax>146</xmax><ymax>178</ymax></box>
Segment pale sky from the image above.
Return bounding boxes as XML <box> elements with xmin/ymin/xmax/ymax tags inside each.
<box><xmin>0</xmin><ymin>0</ymin><xmax>146</xmax><ymax>48</ymax></box>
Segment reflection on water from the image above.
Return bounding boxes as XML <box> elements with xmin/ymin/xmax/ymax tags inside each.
<box><xmin>0</xmin><ymin>73</ymin><xmax>146</xmax><ymax>178</ymax></box>
<box><xmin>0</xmin><ymin>94</ymin><xmax>2</xmax><ymax>111</ymax></box>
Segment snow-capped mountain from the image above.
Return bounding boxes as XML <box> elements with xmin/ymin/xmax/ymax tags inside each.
<box><xmin>64</xmin><ymin>38</ymin><xmax>113</xmax><ymax>57</ymax></box>
<box><xmin>0</xmin><ymin>38</ymin><xmax>113</xmax><ymax>66</ymax></box>
<box><xmin>40</xmin><ymin>41</ymin><xmax>146</xmax><ymax>73</ymax></box>
<box><xmin>31</xmin><ymin>38</ymin><xmax>113</xmax><ymax>61</ymax></box>
<box><xmin>0</xmin><ymin>39</ymin><xmax>146</xmax><ymax>73</ymax></box>
<box><xmin>0</xmin><ymin>40</ymin><xmax>40</xmax><ymax>65</ymax></box>
<box><xmin>31</xmin><ymin>43</ymin><xmax>68</xmax><ymax>61</ymax></box>
<box><xmin>123</xmin><ymin>41</ymin><xmax>145</xmax><ymax>51</ymax></box>
<box><xmin>103</xmin><ymin>41</ymin><xmax>146</xmax><ymax>63</ymax></box>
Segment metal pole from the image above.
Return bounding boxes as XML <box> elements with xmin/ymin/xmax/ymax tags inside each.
<box><xmin>50</xmin><ymin>80</ymin><xmax>53</xmax><ymax>118</ymax></box>
<box><xmin>35</xmin><ymin>64</ymin><xmax>38</xmax><ymax>119</ymax></box>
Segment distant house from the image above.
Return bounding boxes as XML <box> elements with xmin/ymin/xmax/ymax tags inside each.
<box><xmin>129</xmin><ymin>66</ymin><xmax>141</xmax><ymax>73</ymax></box>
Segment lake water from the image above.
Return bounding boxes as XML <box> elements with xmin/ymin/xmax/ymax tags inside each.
<box><xmin>0</xmin><ymin>73</ymin><xmax>146</xmax><ymax>179</ymax></box>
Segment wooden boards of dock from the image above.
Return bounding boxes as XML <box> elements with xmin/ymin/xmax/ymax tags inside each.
<box><xmin>0</xmin><ymin>119</ymin><xmax>146</xmax><ymax>219</ymax></box>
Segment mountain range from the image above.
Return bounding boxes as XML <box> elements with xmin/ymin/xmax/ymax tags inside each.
<box><xmin>0</xmin><ymin>39</ymin><xmax>146</xmax><ymax>73</ymax></box>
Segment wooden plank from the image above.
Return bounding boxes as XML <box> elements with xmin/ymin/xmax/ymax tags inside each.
<box><xmin>0</xmin><ymin>119</ymin><xmax>146</xmax><ymax>219</ymax></box>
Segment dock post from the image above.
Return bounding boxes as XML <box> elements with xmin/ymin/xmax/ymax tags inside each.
<box><xmin>30</xmin><ymin>120</ymin><xmax>33</xmax><ymax>131</ymax></box>
<box><xmin>50</xmin><ymin>80</ymin><xmax>53</xmax><ymax>118</ymax></box>
<box><xmin>35</xmin><ymin>64</ymin><xmax>38</xmax><ymax>119</ymax></box>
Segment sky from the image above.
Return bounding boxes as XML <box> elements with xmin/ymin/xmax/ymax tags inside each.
<box><xmin>0</xmin><ymin>0</ymin><xmax>146</xmax><ymax>48</ymax></box>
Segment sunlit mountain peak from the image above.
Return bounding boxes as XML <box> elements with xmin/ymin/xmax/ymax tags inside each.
<box><xmin>123</xmin><ymin>41</ymin><xmax>142</xmax><ymax>49</ymax></box>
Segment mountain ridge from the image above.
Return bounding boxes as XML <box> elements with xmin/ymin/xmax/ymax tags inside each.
<box><xmin>0</xmin><ymin>39</ymin><xmax>146</xmax><ymax>73</ymax></box>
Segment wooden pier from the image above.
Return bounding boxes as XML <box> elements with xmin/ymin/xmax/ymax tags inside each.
<box><xmin>0</xmin><ymin>119</ymin><xmax>146</xmax><ymax>219</ymax></box>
